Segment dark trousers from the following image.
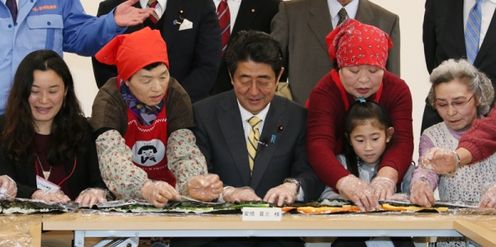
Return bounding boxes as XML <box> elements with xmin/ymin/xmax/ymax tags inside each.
<box><xmin>171</xmin><ymin>237</ymin><xmax>304</xmax><ymax>247</ymax></box>
<box><xmin>331</xmin><ymin>237</ymin><xmax>416</xmax><ymax>247</ymax></box>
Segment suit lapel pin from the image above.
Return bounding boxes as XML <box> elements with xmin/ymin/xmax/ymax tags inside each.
<box><xmin>270</xmin><ymin>134</ymin><xmax>277</xmax><ymax>144</ymax></box>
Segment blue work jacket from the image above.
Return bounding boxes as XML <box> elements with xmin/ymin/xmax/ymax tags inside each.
<box><xmin>0</xmin><ymin>0</ymin><xmax>125</xmax><ymax>113</ymax></box>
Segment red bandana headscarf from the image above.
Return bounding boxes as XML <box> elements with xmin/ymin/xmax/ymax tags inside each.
<box><xmin>326</xmin><ymin>19</ymin><xmax>392</xmax><ymax>70</ymax></box>
<box><xmin>95</xmin><ymin>27</ymin><xmax>169</xmax><ymax>82</ymax></box>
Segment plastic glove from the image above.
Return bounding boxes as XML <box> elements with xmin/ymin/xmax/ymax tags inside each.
<box><xmin>222</xmin><ymin>186</ymin><xmax>261</xmax><ymax>203</ymax></box>
<box><xmin>75</xmin><ymin>188</ymin><xmax>108</xmax><ymax>208</ymax></box>
<box><xmin>387</xmin><ymin>193</ymin><xmax>410</xmax><ymax>202</ymax></box>
<box><xmin>409</xmin><ymin>178</ymin><xmax>435</xmax><ymax>207</ymax></box>
<box><xmin>263</xmin><ymin>182</ymin><xmax>299</xmax><ymax>206</ymax></box>
<box><xmin>421</xmin><ymin>147</ymin><xmax>458</xmax><ymax>175</ymax></box>
<box><xmin>0</xmin><ymin>175</ymin><xmax>17</xmax><ymax>200</ymax></box>
<box><xmin>370</xmin><ymin>176</ymin><xmax>396</xmax><ymax>200</ymax></box>
<box><xmin>32</xmin><ymin>190</ymin><xmax>70</xmax><ymax>204</ymax></box>
<box><xmin>141</xmin><ymin>180</ymin><xmax>180</xmax><ymax>208</ymax></box>
<box><xmin>480</xmin><ymin>184</ymin><xmax>496</xmax><ymax>208</ymax></box>
<box><xmin>187</xmin><ymin>174</ymin><xmax>223</xmax><ymax>202</ymax></box>
<box><xmin>336</xmin><ymin>175</ymin><xmax>378</xmax><ymax>211</ymax></box>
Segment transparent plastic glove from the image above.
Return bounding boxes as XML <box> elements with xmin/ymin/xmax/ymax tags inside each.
<box><xmin>222</xmin><ymin>186</ymin><xmax>261</xmax><ymax>203</ymax></box>
<box><xmin>387</xmin><ymin>193</ymin><xmax>410</xmax><ymax>202</ymax></box>
<box><xmin>32</xmin><ymin>190</ymin><xmax>70</xmax><ymax>204</ymax></box>
<box><xmin>75</xmin><ymin>188</ymin><xmax>107</xmax><ymax>208</ymax></box>
<box><xmin>421</xmin><ymin>147</ymin><xmax>458</xmax><ymax>175</ymax></box>
<box><xmin>263</xmin><ymin>182</ymin><xmax>298</xmax><ymax>206</ymax></box>
<box><xmin>409</xmin><ymin>178</ymin><xmax>435</xmax><ymax>207</ymax></box>
<box><xmin>370</xmin><ymin>176</ymin><xmax>396</xmax><ymax>200</ymax></box>
<box><xmin>336</xmin><ymin>175</ymin><xmax>378</xmax><ymax>211</ymax></box>
<box><xmin>480</xmin><ymin>184</ymin><xmax>496</xmax><ymax>208</ymax></box>
<box><xmin>141</xmin><ymin>180</ymin><xmax>180</xmax><ymax>208</ymax></box>
<box><xmin>0</xmin><ymin>175</ymin><xmax>17</xmax><ymax>200</ymax></box>
<box><xmin>187</xmin><ymin>174</ymin><xmax>223</xmax><ymax>202</ymax></box>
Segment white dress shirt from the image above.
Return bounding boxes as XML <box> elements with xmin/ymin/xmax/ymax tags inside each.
<box><xmin>328</xmin><ymin>0</ymin><xmax>359</xmax><ymax>28</ymax></box>
<box><xmin>237</xmin><ymin>100</ymin><xmax>270</xmax><ymax>140</ymax></box>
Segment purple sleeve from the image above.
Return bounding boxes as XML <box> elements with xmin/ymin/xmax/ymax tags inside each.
<box><xmin>412</xmin><ymin>134</ymin><xmax>439</xmax><ymax>189</ymax></box>
<box><xmin>419</xmin><ymin>133</ymin><xmax>435</xmax><ymax>164</ymax></box>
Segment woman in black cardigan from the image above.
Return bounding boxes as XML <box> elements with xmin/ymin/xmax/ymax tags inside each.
<box><xmin>0</xmin><ymin>50</ymin><xmax>107</xmax><ymax>207</ymax></box>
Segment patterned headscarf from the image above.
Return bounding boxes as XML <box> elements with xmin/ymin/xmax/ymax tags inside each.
<box><xmin>326</xmin><ymin>19</ymin><xmax>392</xmax><ymax>70</ymax></box>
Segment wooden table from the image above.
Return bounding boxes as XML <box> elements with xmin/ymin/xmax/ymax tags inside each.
<box><xmin>454</xmin><ymin>218</ymin><xmax>496</xmax><ymax>247</ymax></box>
<box><xmin>0</xmin><ymin>215</ymin><xmax>41</xmax><ymax>247</ymax></box>
<box><xmin>0</xmin><ymin>213</ymin><xmax>496</xmax><ymax>246</ymax></box>
<box><xmin>41</xmin><ymin>213</ymin><xmax>479</xmax><ymax>247</ymax></box>
<box><xmin>0</xmin><ymin>213</ymin><xmax>492</xmax><ymax>247</ymax></box>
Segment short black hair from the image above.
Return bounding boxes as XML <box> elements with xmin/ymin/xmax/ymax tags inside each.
<box><xmin>343</xmin><ymin>99</ymin><xmax>392</xmax><ymax>177</ymax></box>
<box><xmin>225</xmin><ymin>30</ymin><xmax>283</xmax><ymax>76</ymax></box>
<box><xmin>143</xmin><ymin>62</ymin><xmax>165</xmax><ymax>71</ymax></box>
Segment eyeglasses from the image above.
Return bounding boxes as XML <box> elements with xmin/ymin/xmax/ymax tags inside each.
<box><xmin>434</xmin><ymin>95</ymin><xmax>474</xmax><ymax>112</ymax></box>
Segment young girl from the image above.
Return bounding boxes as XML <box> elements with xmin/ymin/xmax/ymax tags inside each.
<box><xmin>320</xmin><ymin>98</ymin><xmax>394</xmax><ymax>200</ymax></box>
<box><xmin>322</xmin><ymin>98</ymin><xmax>414</xmax><ymax>247</ymax></box>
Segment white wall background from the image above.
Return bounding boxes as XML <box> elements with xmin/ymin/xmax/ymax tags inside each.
<box><xmin>67</xmin><ymin>0</ymin><xmax>429</xmax><ymax>162</ymax></box>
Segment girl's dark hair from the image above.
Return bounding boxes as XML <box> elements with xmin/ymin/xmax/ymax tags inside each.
<box><xmin>1</xmin><ymin>50</ymin><xmax>88</xmax><ymax>165</ymax></box>
<box><xmin>343</xmin><ymin>99</ymin><xmax>392</xmax><ymax>177</ymax></box>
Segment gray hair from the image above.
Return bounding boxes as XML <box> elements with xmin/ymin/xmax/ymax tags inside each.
<box><xmin>428</xmin><ymin>59</ymin><xmax>494</xmax><ymax>116</ymax></box>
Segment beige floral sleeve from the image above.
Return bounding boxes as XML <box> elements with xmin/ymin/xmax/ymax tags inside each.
<box><xmin>167</xmin><ymin>129</ymin><xmax>208</xmax><ymax>194</ymax></box>
<box><xmin>95</xmin><ymin>130</ymin><xmax>148</xmax><ymax>199</ymax></box>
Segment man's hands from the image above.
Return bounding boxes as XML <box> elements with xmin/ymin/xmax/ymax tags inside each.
<box><xmin>114</xmin><ymin>0</ymin><xmax>155</xmax><ymax>27</ymax></box>
<box><xmin>264</xmin><ymin>182</ymin><xmax>299</xmax><ymax>206</ymax></box>
<box><xmin>141</xmin><ymin>180</ymin><xmax>180</xmax><ymax>208</ymax></box>
<box><xmin>222</xmin><ymin>186</ymin><xmax>261</xmax><ymax>202</ymax></box>
<box><xmin>187</xmin><ymin>174</ymin><xmax>223</xmax><ymax>201</ymax></box>
<box><xmin>222</xmin><ymin>180</ymin><xmax>299</xmax><ymax>206</ymax></box>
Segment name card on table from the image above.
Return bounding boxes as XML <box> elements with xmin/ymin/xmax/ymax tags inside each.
<box><xmin>241</xmin><ymin>207</ymin><xmax>282</xmax><ymax>221</ymax></box>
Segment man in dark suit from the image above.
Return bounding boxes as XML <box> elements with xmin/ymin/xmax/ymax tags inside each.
<box><xmin>421</xmin><ymin>0</ymin><xmax>496</xmax><ymax>132</ymax></box>
<box><xmin>183</xmin><ymin>30</ymin><xmax>322</xmax><ymax>247</ymax></box>
<box><xmin>271</xmin><ymin>0</ymin><xmax>400</xmax><ymax>105</ymax></box>
<box><xmin>209</xmin><ymin>0</ymin><xmax>280</xmax><ymax>95</ymax></box>
<box><xmin>91</xmin><ymin>0</ymin><xmax>221</xmax><ymax>102</ymax></box>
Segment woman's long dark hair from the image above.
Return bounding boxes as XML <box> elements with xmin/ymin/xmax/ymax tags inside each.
<box><xmin>343</xmin><ymin>99</ymin><xmax>392</xmax><ymax>177</ymax></box>
<box><xmin>1</xmin><ymin>50</ymin><xmax>88</xmax><ymax>165</ymax></box>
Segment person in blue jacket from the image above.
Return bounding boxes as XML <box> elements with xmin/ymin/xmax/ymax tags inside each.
<box><xmin>0</xmin><ymin>0</ymin><xmax>153</xmax><ymax>114</ymax></box>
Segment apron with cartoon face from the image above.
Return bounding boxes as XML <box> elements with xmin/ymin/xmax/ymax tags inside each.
<box><xmin>124</xmin><ymin>106</ymin><xmax>176</xmax><ymax>187</ymax></box>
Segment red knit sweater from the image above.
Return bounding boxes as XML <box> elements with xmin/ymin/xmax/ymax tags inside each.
<box><xmin>307</xmin><ymin>69</ymin><xmax>413</xmax><ymax>189</ymax></box>
<box><xmin>458</xmin><ymin>107</ymin><xmax>496</xmax><ymax>163</ymax></box>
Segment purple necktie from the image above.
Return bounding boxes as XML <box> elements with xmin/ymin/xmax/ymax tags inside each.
<box><xmin>6</xmin><ymin>0</ymin><xmax>18</xmax><ymax>23</ymax></box>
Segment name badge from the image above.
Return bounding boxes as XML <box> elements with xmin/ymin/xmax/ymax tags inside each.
<box><xmin>36</xmin><ymin>175</ymin><xmax>60</xmax><ymax>192</ymax></box>
<box><xmin>241</xmin><ymin>207</ymin><xmax>282</xmax><ymax>221</ymax></box>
